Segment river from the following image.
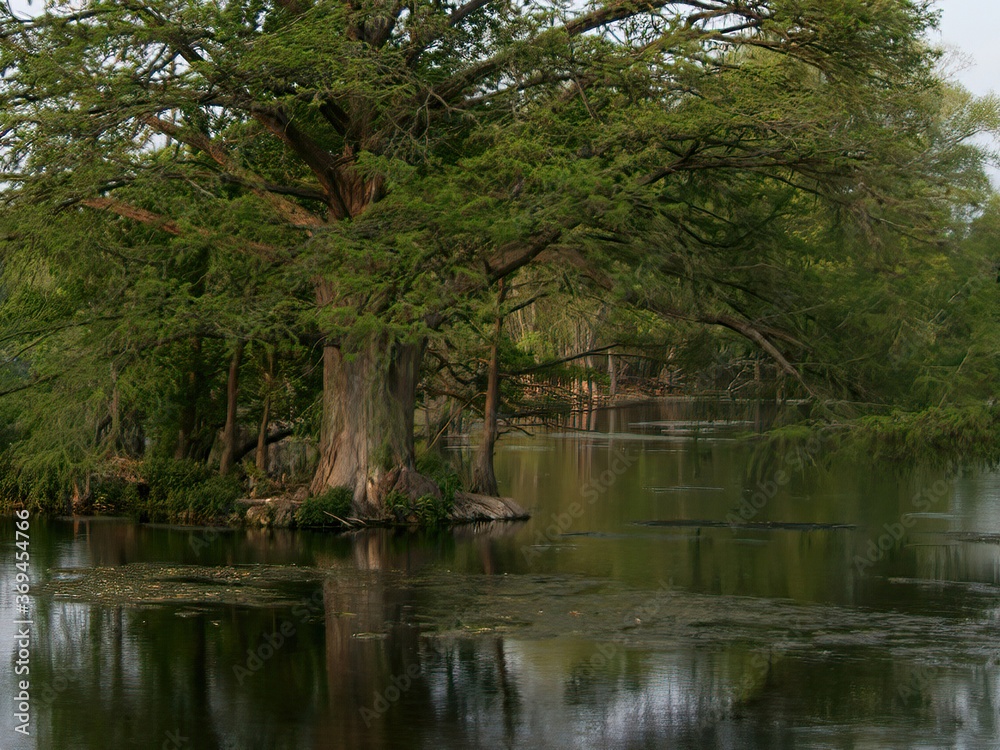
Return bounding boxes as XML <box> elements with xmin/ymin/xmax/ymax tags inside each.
<box><xmin>2</xmin><ymin>401</ymin><xmax>999</xmax><ymax>749</ymax></box>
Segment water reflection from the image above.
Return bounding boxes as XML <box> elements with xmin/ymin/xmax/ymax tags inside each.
<box><xmin>2</xmin><ymin>402</ymin><xmax>1000</xmax><ymax>748</ymax></box>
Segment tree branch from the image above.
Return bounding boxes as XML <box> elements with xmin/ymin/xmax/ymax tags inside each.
<box><xmin>551</xmin><ymin>245</ymin><xmax>816</xmax><ymax>396</ymax></box>
<box><xmin>80</xmin><ymin>198</ymin><xmax>280</xmax><ymax>259</ymax></box>
<box><xmin>142</xmin><ymin>115</ymin><xmax>324</xmax><ymax>228</ymax></box>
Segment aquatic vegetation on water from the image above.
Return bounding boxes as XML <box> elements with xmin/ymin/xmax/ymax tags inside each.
<box><xmin>32</xmin><ymin>563</ymin><xmax>323</xmax><ymax>608</ymax></box>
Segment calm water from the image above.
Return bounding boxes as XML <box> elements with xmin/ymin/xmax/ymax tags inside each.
<box><xmin>3</xmin><ymin>402</ymin><xmax>1000</xmax><ymax>749</ymax></box>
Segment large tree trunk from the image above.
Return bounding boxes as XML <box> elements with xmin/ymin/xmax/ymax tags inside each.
<box><xmin>310</xmin><ymin>334</ymin><xmax>432</xmax><ymax>515</ymax></box>
<box><xmin>219</xmin><ymin>340</ymin><xmax>244</xmax><ymax>475</ymax></box>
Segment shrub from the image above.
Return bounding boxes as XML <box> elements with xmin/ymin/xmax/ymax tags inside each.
<box><xmin>295</xmin><ymin>487</ymin><xmax>352</xmax><ymax>528</ymax></box>
<box><xmin>166</xmin><ymin>474</ymin><xmax>243</xmax><ymax>522</ymax></box>
<box><xmin>384</xmin><ymin>490</ymin><xmax>453</xmax><ymax>526</ymax></box>
<box><xmin>22</xmin><ymin>465</ymin><xmax>70</xmax><ymax>515</ymax></box>
<box><xmin>90</xmin><ymin>477</ymin><xmax>135</xmax><ymax>515</ymax></box>
<box><xmin>0</xmin><ymin>452</ymin><xmax>28</xmax><ymax>512</ymax></box>
<box><xmin>127</xmin><ymin>458</ymin><xmax>243</xmax><ymax>523</ymax></box>
<box><xmin>415</xmin><ymin>448</ymin><xmax>461</xmax><ymax>502</ymax></box>
<box><xmin>141</xmin><ymin>457</ymin><xmax>213</xmax><ymax>503</ymax></box>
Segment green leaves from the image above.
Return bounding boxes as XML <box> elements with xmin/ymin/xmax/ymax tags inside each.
<box><xmin>0</xmin><ymin>0</ymin><xmax>995</xmax><ymax>484</ymax></box>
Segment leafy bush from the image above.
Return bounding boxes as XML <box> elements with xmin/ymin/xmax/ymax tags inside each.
<box><xmin>415</xmin><ymin>448</ymin><xmax>461</xmax><ymax>502</ymax></box>
<box><xmin>0</xmin><ymin>453</ymin><xmax>29</xmax><ymax>512</ymax></box>
<box><xmin>166</xmin><ymin>474</ymin><xmax>243</xmax><ymax>521</ymax></box>
<box><xmin>0</xmin><ymin>453</ymin><xmax>245</xmax><ymax>522</ymax></box>
<box><xmin>241</xmin><ymin>457</ymin><xmax>279</xmax><ymax>498</ymax></box>
<box><xmin>295</xmin><ymin>487</ymin><xmax>352</xmax><ymax>528</ymax></box>
<box><xmin>850</xmin><ymin>405</ymin><xmax>1000</xmax><ymax>467</ymax></box>
<box><xmin>384</xmin><ymin>490</ymin><xmax>453</xmax><ymax>526</ymax></box>
<box><xmin>90</xmin><ymin>477</ymin><xmax>137</xmax><ymax>515</ymax></box>
<box><xmin>1</xmin><ymin>460</ymin><xmax>72</xmax><ymax>515</ymax></box>
<box><xmin>141</xmin><ymin>457</ymin><xmax>213</xmax><ymax>503</ymax></box>
<box><xmin>127</xmin><ymin>458</ymin><xmax>242</xmax><ymax>523</ymax></box>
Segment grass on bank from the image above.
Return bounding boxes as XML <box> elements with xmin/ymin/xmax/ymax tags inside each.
<box><xmin>0</xmin><ymin>445</ymin><xmax>462</xmax><ymax>528</ymax></box>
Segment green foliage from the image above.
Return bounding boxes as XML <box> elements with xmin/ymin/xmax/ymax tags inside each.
<box><xmin>241</xmin><ymin>456</ymin><xmax>283</xmax><ymax>497</ymax></box>
<box><xmin>141</xmin><ymin>458</ymin><xmax>214</xmax><ymax>501</ymax></box>
<box><xmin>850</xmin><ymin>406</ymin><xmax>1000</xmax><ymax>468</ymax></box>
<box><xmin>745</xmin><ymin>422</ymin><xmax>846</xmax><ymax>484</ymax></box>
<box><xmin>415</xmin><ymin>448</ymin><xmax>461</xmax><ymax>503</ymax></box>
<box><xmin>0</xmin><ymin>453</ymin><xmax>246</xmax><ymax>522</ymax></box>
<box><xmin>0</xmin><ymin>0</ymin><xmax>997</xmax><ymax>506</ymax></box>
<box><xmin>749</xmin><ymin>404</ymin><xmax>1000</xmax><ymax>483</ymax></box>
<box><xmin>0</xmin><ymin>454</ymin><xmax>23</xmax><ymax>513</ymax></box>
<box><xmin>295</xmin><ymin>487</ymin><xmax>353</xmax><ymax>528</ymax></box>
<box><xmin>134</xmin><ymin>458</ymin><xmax>242</xmax><ymax>523</ymax></box>
<box><xmin>164</xmin><ymin>475</ymin><xmax>243</xmax><ymax>523</ymax></box>
<box><xmin>0</xmin><ymin>456</ymin><xmax>71</xmax><ymax>515</ymax></box>
<box><xmin>384</xmin><ymin>491</ymin><xmax>453</xmax><ymax>526</ymax></box>
<box><xmin>89</xmin><ymin>477</ymin><xmax>140</xmax><ymax>516</ymax></box>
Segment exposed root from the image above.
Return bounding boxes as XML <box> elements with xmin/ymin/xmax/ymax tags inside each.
<box><xmin>449</xmin><ymin>491</ymin><xmax>530</xmax><ymax>522</ymax></box>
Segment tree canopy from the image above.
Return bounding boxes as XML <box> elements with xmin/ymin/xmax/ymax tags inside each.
<box><xmin>1</xmin><ymin>0</ymin><xmax>998</xmax><ymax>514</ymax></box>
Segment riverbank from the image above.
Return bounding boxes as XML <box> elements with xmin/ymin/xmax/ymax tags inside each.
<box><xmin>239</xmin><ymin>490</ymin><xmax>528</xmax><ymax>529</ymax></box>
<box><xmin>0</xmin><ymin>455</ymin><xmax>529</xmax><ymax>529</ymax></box>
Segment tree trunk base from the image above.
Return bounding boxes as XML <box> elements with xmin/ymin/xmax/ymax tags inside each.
<box><xmin>371</xmin><ymin>466</ymin><xmax>441</xmax><ymax>505</ymax></box>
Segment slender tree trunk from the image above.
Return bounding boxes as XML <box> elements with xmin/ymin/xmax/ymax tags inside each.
<box><xmin>471</xmin><ymin>282</ymin><xmax>507</xmax><ymax>496</ymax></box>
<box><xmin>256</xmin><ymin>346</ymin><xmax>275</xmax><ymax>474</ymax></box>
<box><xmin>109</xmin><ymin>363</ymin><xmax>120</xmax><ymax>450</ymax></box>
<box><xmin>586</xmin><ymin>354</ymin><xmax>594</xmax><ymax>404</ymax></box>
<box><xmin>220</xmin><ymin>341</ymin><xmax>244</xmax><ymax>475</ymax></box>
<box><xmin>175</xmin><ymin>335</ymin><xmax>202</xmax><ymax>460</ymax></box>
<box><xmin>424</xmin><ymin>400</ymin><xmax>432</xmax><ymax>445</ymax></box>
<box><xmin>609</xmin><ymin>351</ymin><xmax>618</xmax><ymax>400</ymax></box>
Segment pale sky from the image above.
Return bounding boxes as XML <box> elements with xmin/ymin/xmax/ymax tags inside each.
<box><xmin>937</xmin><ymin>0</ymin><xmax>1000</xmax><ymax>97</ymax></box>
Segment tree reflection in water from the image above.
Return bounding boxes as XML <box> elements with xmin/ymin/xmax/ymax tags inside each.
<box><xmin>8</xmin><ymin>403</ymin><xmax>1000</xmax><ymax>749</ymax></box>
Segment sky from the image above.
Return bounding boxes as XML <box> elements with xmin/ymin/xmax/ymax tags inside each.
<box><xmin>937</xmin><ymin>0</ymin><xmax>1000</xmax><ymax>97</ymax></box>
